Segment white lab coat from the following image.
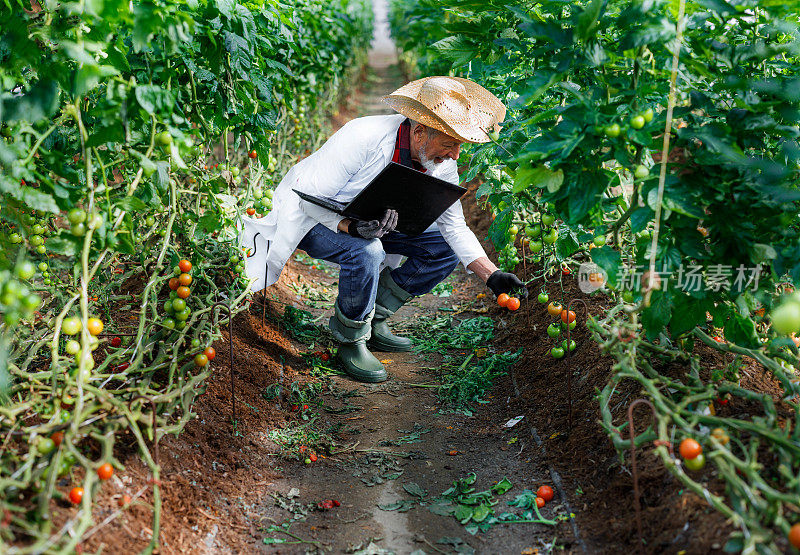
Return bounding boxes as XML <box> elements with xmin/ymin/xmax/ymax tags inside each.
<box><xmin>241</xmin><ymin>114</ymin><xmax>486</xmax><ymax>291</ymax></box>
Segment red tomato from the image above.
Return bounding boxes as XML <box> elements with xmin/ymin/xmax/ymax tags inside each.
<box><xmin>118</xmin><ymin>494</ymin><xmax>132</xmax><ymax>507</ymax></box>
<box><xmin>716</xmin><ymin>396</ymin><xmax>729</xmax><ymax>406</ymax></box>
<box><xmin>248</xmin><ymin>150</ymin><xmax>257</xmax><ymax>159</ymax></box>
<box><xmin>537</xmin><ymin>485</ymin><xmax>554</xmax><ymax>502</ymax></box>
<box><xmin>97</xmin><ymin>463</ymin><xmax>114</xmax><ymax>480</ymax></box>
<box><xmin>69</xmin><ymin>487</ymin><xmax>84</xmax><ymax>504</ymax></box>
<box><xmin>497</xmin><ymin>293</ymin><xmax>510</xmax><ymax>307</ymax></box>
<box><xmin>178</xmin><ymin>259</ymin><xmax>192</xmax><ymax>273</ymax></box>
<box><xmin>303</xmin><ymin>404</ymin><xmax>309</xmax><ymax>411</ymax></box>
<box><xmin>116</xmin><ymin>362</ymin><xmax>130</xmax><ymax>372</ymax></box>
<box><xmin>679</xmin><ymin>438</ymin><xmax>702</xmax><ymax>460</ymax></box>
<box><xmin>789</xmin><ymin>523</ymin><xmax>800</xmax><ymax>549</ymax></box>
<box><xmin>204</xmin><ymin>347</ymin><xmax>216</xmax><ymax>361</ymax></box>
<box><xmin>246</xmin><ymin>208</ymin><xmax>256</xmax><ymax>216</ymax></box>
<box><xmin>321</xmin><ymin>353</ymin><xmax>330</xmax><ymax>361</ymax></box>
<box><xmin>309</xmin><ymin>453</ymin><xmax>318</xmax><ymax>462</ymax></box>
<box><xmin>176</xmin><ymin>286</ymin><xmax>191</xmax><ymax>299</ymax></box>
<box><xmin>194</xmin><ymin>353</ymin><xmax>209</xmax><ymax>367</ymax></box>
<box><xmin>110</xmin><ymin>336</ymin><xmax>122</xmax><ymax>348</ymax></box>
<box><xmin>506</xmin><ymin>297</ymin><xmax>521</xmax><ymax>311</ymax></box>
<box><xmin>178</xmin><ymin>273</ymin><xmax>192</xmax><ymax>286</ymax></box>
<box><xmin>332</xmin><ymin>499</ymin><xmax>341</xmax><ymax>507</ymax></box>
<box><xmin>168</xmin><ymin>277</ymin><xmax>179</xmax><ymax>291</ymax></box>
<box><xmin>562</xmin><ymin>266</ymin><xmax>570</xmax><ymax>275</ymax></box>
<box><xmin>535</xmin><ymin>497</ymin><xmax>545</xmax><ymax>508</ymax></box>
<box><xmin>51</xmin><ymin>431</ymin><xmax>64</xmax><ymax>447</ymax></box>
<box><xmin>561</xmin><ymin>310</ymin><xmax>576</xmax><ymax>324</ymax></box>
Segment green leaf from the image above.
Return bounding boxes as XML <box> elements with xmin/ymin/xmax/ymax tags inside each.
<box><xmin>0</xmin><ymin>175</ymin><xmax>60</xmax><ymax>213</ymax></box>
<box><xmin>575</xmin><ymin>0</ymin><xmax>604</xmax><ymax>41</ymax></box>
<box><xmin>455</xmin><ymin>504</ymin><xmax>474</xmax><ymax>523</ymax></box>
<box><xmin>491</xmin><ymin>477</ymin><xmax>512</xmax><ymax>495</ymax></box>
<box><xmin>135</xmin><ymin>85</ymin><xmax>175</xmax><ymax>115</ymax></box>
<box><xmin>669</xmin><ymin>292</ymin><xmax>708</xmax><ymax>337</ymax></box>
<box><xmin>0</xmin><ymin>80</ymin><xmax>59</xmax><ymax>123</ymax></box>
<box><xmin>431</xmin><ymin>35</ymin><xmax>479</xmax><ymax>67</ymax></box>
<box><xmin>471</xmin><ymin>504</ymin><xmax>491</xmax><ymax>523</ymax></box>
<box><xmin>590</xmin><ymin>246</ymin><xmax>621</xmax><ymax>287</ymax></box>
<box><xmin>630</xmin><ymin>207</ymin><xmax>653</xmax><ymax>233</ymax></box>
<box><xmin>115</xmin><ymin>196</ymin><xmax>148</xmax><ymax>212</ymax></box>
<box><xmin>428</xmin><ymin>501</ymin><xmax>455</xmax><ymax>516</ymax></box>
<box><xmin>403</xmin><ymin>482</ymin><xmax>427</xmax><ymax>499</ymax></box>
<box><xmin>512</xmin><ymin>164</ymin><xmax>563</xmax><ymax>194</ymax></box>
<box><xmin>723</xmin><ymin>313</ymin><xmax>759</xmax><ymax>348</ymax></box>
<box><xmin>642</xmin><ymin>290</ymin><xmax>673</xmax><ymax>338</ymax></box>
<box><xmin>44</xmin><ymin>234</ymin><xmax>80</xmax><ymax>256</ymax></box>
<box><xmin>555</xmin><ymin>228</ymin><xmax>580</xmax><ymax>258</ymax></box>
<box><xmin>488</xmin><ymin>207</ymin><xmax>513</xmax><ymax>250</ymax></box>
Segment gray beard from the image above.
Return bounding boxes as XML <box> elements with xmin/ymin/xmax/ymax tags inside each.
<box><xmin>418</xmin><ymin>143</ymin><xmax>439</xmax><ymax>173</ymax></box>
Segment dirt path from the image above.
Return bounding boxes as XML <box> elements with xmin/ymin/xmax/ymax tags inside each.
<box><xmin>251</xmin><ymin>5</ymin><xmax>576</xmax><ymax>552</ymax></box>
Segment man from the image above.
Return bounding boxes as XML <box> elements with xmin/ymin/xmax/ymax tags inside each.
<box><xmin>243</xmin><ymin>76</ymin><xmax>526</xmax><ymax>383</ymax></box>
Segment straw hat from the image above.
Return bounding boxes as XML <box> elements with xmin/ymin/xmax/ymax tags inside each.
<box><xmin>382</xmin><ymin>76</ymin><xmax>506</xmax><ymax>144</ymax></box>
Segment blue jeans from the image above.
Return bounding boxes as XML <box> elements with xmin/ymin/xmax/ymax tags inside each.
<box><xmin>297</xmin><ymin>224</ymin><xmax>459</xmax><ymax>321</ymax></box>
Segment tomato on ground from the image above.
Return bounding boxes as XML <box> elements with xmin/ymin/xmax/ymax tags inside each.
<box><xmin>536</xmin><ymin>497</ymin><xmax>545</xmax><ymax>508</ymax></box>
<box><xmin>679</xmin><ymin>438</ymin><xmax>702</xmax><ymax>460</ymax></box>
<box><xmin>69</xmin><ymin>487</ymin><xmax>84</xmax><ymax>504</ymax></box>
<box><xmin>309</xmin><ymin>453</ymin><xmax>318</xmax><ymax>462</ymax></box>
<box><xmin>178</xmin><ymin>259</ymin><xmax>192</xmax><ymax>273</ymax></box>
<box><xmin>497</xmin><ymin>293</ymin><xmax>510</xmax><ymax>307</ymax></box>
<box><xmin>537</xmin><ymin>485</ymin><xmax>554</xmax><ymax>502</ymax></box>
<box><xmin>118</xmin><ymin>494</ymin><xmax>132</xmax><ymax>507</ymax></box>
<box><xmin>97</xmin><ymin>463</ymin><xmax>114</xmax><ymax>480</ymax></box>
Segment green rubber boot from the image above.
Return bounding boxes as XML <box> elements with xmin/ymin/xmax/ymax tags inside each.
<box><xmin>369</xmin><ymin>268</ymin><xmax>414</xmax><ymax>352</ymax></box>
<box><xmin>329</xmin><ymin>304</ymin><xmax>387</xmax><ymax>383</ymax></box>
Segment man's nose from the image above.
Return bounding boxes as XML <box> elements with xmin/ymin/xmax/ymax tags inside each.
<box><xmin>448</xmin><ymin>144</ymin><xmax>461</xmax><ymax>160</ymax></box>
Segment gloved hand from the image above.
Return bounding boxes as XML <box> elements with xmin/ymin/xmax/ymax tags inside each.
<box><xmin>347</xmin><ymin>209</ymin><xmax>399</xmax><ymax>239</ymax></box>
<box><xmin>486</xmin><ymin>270</ymin><xmax>528</xmax><ymax>298</ymax></box>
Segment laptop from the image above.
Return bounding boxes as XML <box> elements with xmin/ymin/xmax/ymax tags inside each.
<box><xmin>293</xmin><ymin>162</ymin><xmax>467</xmax><ymax>236</ymax></box>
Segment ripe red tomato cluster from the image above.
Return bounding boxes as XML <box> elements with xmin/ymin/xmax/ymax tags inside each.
<box><xmin>317</xmin><ymin>499</ymin><xmax>340</xmax><ymax>510</ymax></box>
<box><xmin>535</xmin><ymin>485</ymin><xmax>554</xmax><ymax>509</ymax></box>
<box><xmin>496</xmin><ymin>293</ymin><xmax>521</xmax><ymax>311</ymax></box>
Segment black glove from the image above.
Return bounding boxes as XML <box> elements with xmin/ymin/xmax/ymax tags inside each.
<box><xmin>486</xmin><ymin>270</ymin><xmax>528</xmax><ymax>298</ymax></box>
<box><xmin>347</xmin><ymin>209</ymin><xmax>398</xmax><ymax>239</ymax></box>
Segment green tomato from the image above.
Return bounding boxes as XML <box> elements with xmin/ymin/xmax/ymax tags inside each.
<box><xmin>253</xmin><ymin>189</ymin><xmax>263</xmax><ymax>200</ymax></box>
<box><xmin>43</xmin><ymin>278</ymin><xmax>52</xmax><ymax>286</ymax></box>
<box><xmin>561</xmin><ymin>320</ymin><xmax>577</xmax><ymax>331</ymax></box>
<box><xmin>630</xmin><ymin>115</ymin><xmax>646</xmax><ymax>129</ymax></box>
<box><xmin>264</xmin><ymin>189</ymin><xmax>273</xmax><ymax>200</ymax></box>
<box><xmin>175</xmin><ymin>307</ymin><xmax>191</xmax><ymax>322</ymax></box>
<box><xmin>525</xmin><ymin>225</ymin><xmax>541</xmax><ymax>238</ymax></box>
<box><xmin>547</xmin><ymin>323</ymin><xmax>561</xmax><ymax>338</ymax></box>
<box><xmin>163</xmin><ymin>300</ymin><xmax>175</xmax><ymax>314</ymax></box>
<box><xmin>191</xmin><ymin>338</ymin><xmax>201</xmax><ymax>348</ymax></box>
<box><xmin>38</xmin><ymin>262</ymin><xmax>48</xmax><ymax>272</ymax></box>
<box><xmin>15</xmin><ymin>261</ymin><xmax>35</xmax><ymax>280</ymax></box>
<box><xmin>543</xmin><ymin>228</ymin><xmax>558</xmax><ymax>244</ymax></box>
<box><xmin>169</xmin><ymin>290</ymin><xmax>178</xmax><ymax>300</ymax></box>
<box><xmin>22</xmin><ymin>294</ymin><xmax>41</xmax><ymax>311</ymax></box>
<box><xmin>684</xmin><ymin>453</ymin><xmax>706</xmax><ymax>471</ymax></box>
<box><xmin>175</xmin><ymin>320</ymin><xmax>187</xmax><ymax>330</ymax></box>
<box><xmin>593</xmin><ymin>235</ymin><xmax>606</xmax><ymax>247</ymax></box>
<box><xmin>636</xmin><ymin>230</ymin><xmax>651</xmax><ymax>242</ymax></box>
<box><xmin>71</xmin><ymin>223</ymin><xmax>86</xmax><ymax>237</ymax></box>
<box><xmin>541</xmin><ymin>214</ymin><xmax>555</xmax><ymax>227</ymax></box>
<box><xmin>37</xmin><ymin>437</ymin><xmax>56</xmax><ymax>456</ymax></box>
<box><xmin>162</xmin><ymin>318</ymin><xmax>176</xmax><ymax>330</ymax></box>
<box><xmin>62</xmin><ymin>317</ymin><xmax>81</xmax><ymax>336</ymax></box>
<box><xmin>155</xmin><ymin>131</ymin><xmax>173</xmax><ymax>147</ymax></box>
<box><xmin>234</xmin><ymin>264</ymin><xmax>245</xmax><ymax>274</ymax></box>
<box><xmin>145</xmin><ymin>216</ymin><xmax>156</xmax><ymax>227</ymax></box>
<box><xmin>561</xmin><ymin>339</ymin><xmax>577</xmax><ymax>352</ymax></box>
<box><xmin>171</xmin><ymin>298</ymin><xmax>186</xmax><ymax>312</ymax></box>
<box><xmin>88</xmin><ymin>214</ymin><xmax>103</xmax><ymax>229</ymax></box>
<box><xmin>634</xmin><ymin>165</ymin><xmax>649</xmax><ymax>179</ymax></box>
<box><xmin>642</xmin><ymin>108</ymin><xmax>654</xmax><ymax>123</ymax></box>
<box><xmin>30</xmin><ymin>235</ymin><xmax>44</xmax><ymax>247</ymax></box>
<box><xmin>508</xmin><ymin>224</ymin><xmax>519</xmax><ymax>236</ymax></box>
<box><xmin>771</xmin><ymin>302</ymin><xmax>800</xmax><ymax>335</ymax></box>
<box><xmin>67</xmin><ymin>208</ymin><xmax>87</xmax><ymax>225</ymax></box>
<box><xmin>230</xmin><ymin>166</ymin><xmax>240</xmax><ymax>177</ymax></box>
<box><xmin>65</xmin><ymin>340</ymin><xmax>81</xmax><ymax>355</ymax></box>
<box><xmin>538</xmin><ymin>292</ymin><xmax>549</xmax><ymax>304</ymax></box>
<box><xmin>35</xmin><ymin>245</ymin><xmax>46</xmax><ymax>254</ymax></box>
<box><xmin>529</xmin><ymin>241</ymin><xmax>543</xmax><ymax>253</ymax></box>
<box><xmin>622</xmin><ymin>290</ymin><xmax>635</xmax><ymax>303</ymax></box>
<box><xmin>32</xmin><ymin>224</ymin><xmax>46</xmax><ymax>235</ymax></box>
<box><xmin>604</xmin><ymin>123</ymin><xmax>621</xmax><ymax>138</ymax></box>
<box><xmin>551</xmin><ymin>347</ymin><xmax>565</xmax><ymax>359</ymax></box>
<box><xmin>10</xmin><ymin>233</ymin><xmax>23</xmax><ymax>244</ymax></box>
